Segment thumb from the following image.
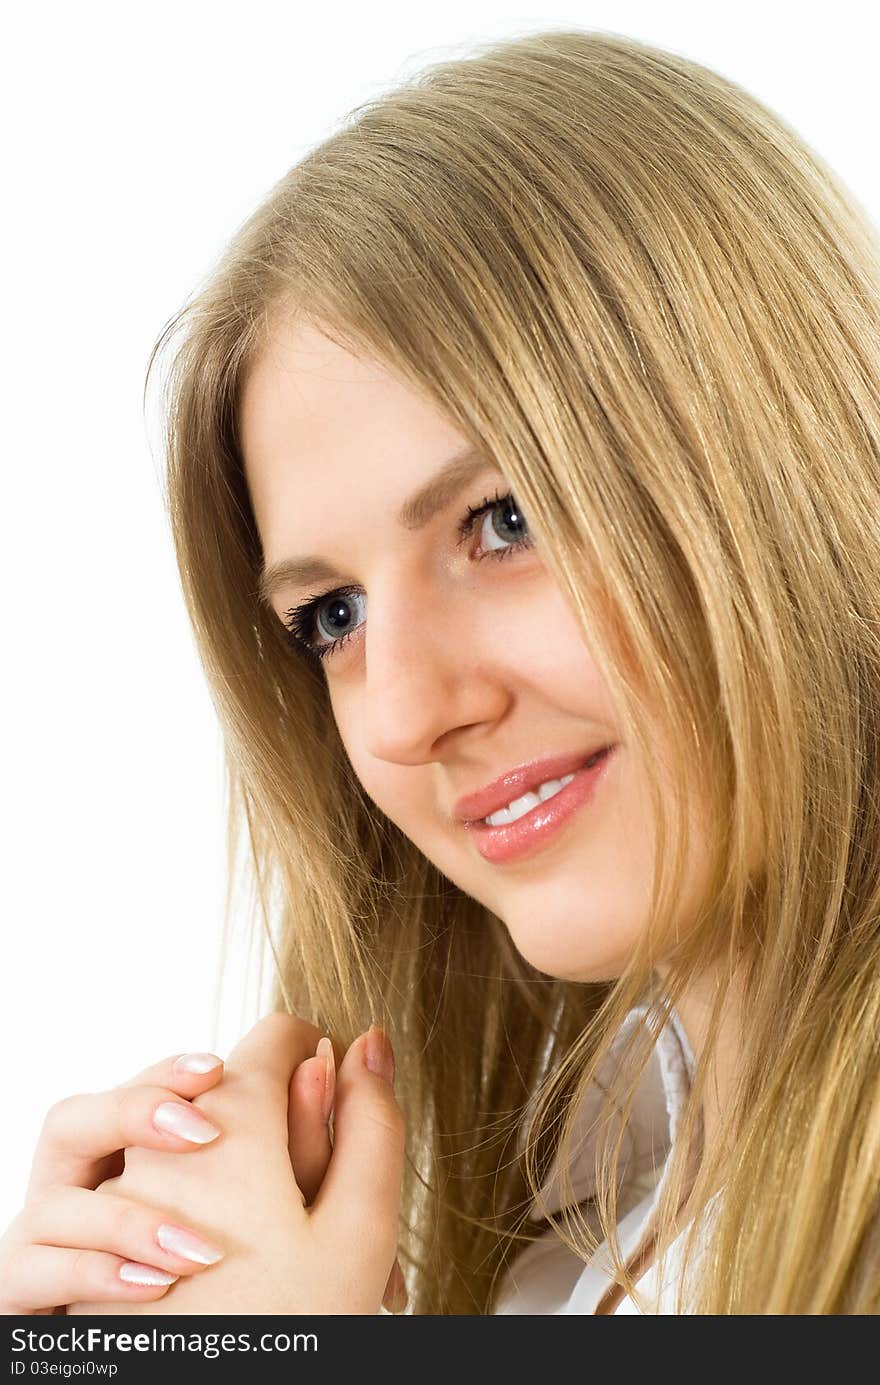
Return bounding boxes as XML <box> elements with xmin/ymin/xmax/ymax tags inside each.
<box><xmin>309</xmin><ymin>1024</ymin><xmax>405</xmax><ymax>1250</ymax></box>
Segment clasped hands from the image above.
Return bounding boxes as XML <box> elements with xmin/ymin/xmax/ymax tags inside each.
<box><xmin>65</xmin><ymin>1013</ymin><xmax>407</xmax><ymax>1315</ymax></box>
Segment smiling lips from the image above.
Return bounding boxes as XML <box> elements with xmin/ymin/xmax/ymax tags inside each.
<box><xmin>458</xmin><ymin>745</ymin><xmax>617</xmax><ymax>866</ymax></box>
<box><xmin>453</xmin><ymin>744</ymin><xmax>612</xmax><ymax>823</ymax></box>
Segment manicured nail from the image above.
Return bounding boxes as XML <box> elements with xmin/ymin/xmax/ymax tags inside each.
<box><xmin>172</xmin><ymin>1052</ymin><xmax>223</xmax><ymax>1075</ymax></box>
<box><xmin>156</xmin><ymin>1223</ymin><xmax>225</xmax><ymax>1265</ymax></box>
<box><xmin>364</xmin><ymin>1023</ymin><xmax>395</xmax><ymax>1085</ymax></box>
<box><xmin>118</xmin><ymin>1262</ymin><xmax>179</xmax><ymax>1286</ymax></box>
<box><xmin>152</xmin><ymin>1101</ymin><xmax>221</xmax><ymax>1144</ymax></box>
<box><xmin>316</xmin><ymin>1036</ymin><xmax>335</xmax><ymax>1124</ymax></box>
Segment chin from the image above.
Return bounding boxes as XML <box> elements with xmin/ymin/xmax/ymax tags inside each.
<box><xmin>506</xmin><ymin>928</ymin><xmax>629</xmax><ymax>983</ymax></box>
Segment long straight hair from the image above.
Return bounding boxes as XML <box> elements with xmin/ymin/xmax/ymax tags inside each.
<box><xmin>146</xmin><ymin>30</ymin><xmax>880</xmax><ymax>1311</ymax></box>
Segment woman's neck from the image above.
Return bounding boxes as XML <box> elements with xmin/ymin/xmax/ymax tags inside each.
<box><xmin>654</xmin><ymin>963</ymin><xmax>743</xmax><ymax>1171</ymax></box>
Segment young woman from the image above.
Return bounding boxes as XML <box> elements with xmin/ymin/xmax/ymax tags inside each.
<box><xmin>3</xmin><ymin>27</ymin><xmax>880</xmax><ymax>1315</ymax></box>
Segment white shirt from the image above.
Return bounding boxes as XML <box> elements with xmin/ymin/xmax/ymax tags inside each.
<box><xmin>493</xmin><ymin>1001</ymin><xmax>719</xmax><ymax>1314</ymax></box>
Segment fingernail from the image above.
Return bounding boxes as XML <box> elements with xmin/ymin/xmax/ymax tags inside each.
<box><xmin>172</xmin><ymin>1052</ymin><xmax>223</xmax><ymax>1075</ymax></box>
<box><xmin>153</xmin><ymin>1101</ymin><xmax>221</xmax><ymax>1144</ymax></box>
<box><xmin>156</xmin><ymin>1223</ymin><xmax>225</xmax><ymax>1265</ymax></box>
<box><xmin>364</xmin><ymin>1022</ymin><xmax>395</xmax><ymax>1085</ymax></box>
<box><xmin>316</xmin><ymin>1036</ymin><xmax>335</xmax><ymax>1124</ymax></box>
<box><xmin>118</xmin><ymin>1262</ymin><xmax>179</xmax><ymax>1286</ymax></box>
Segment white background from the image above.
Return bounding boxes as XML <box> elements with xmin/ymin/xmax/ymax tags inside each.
<box><xmin>2</xmin><ymin>1</ymin><xmax>878</xmax><ymax>1233</ymax></box>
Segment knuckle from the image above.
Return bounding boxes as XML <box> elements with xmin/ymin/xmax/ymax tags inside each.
<box><xmin>41</xmin><ymin>1094</ymin><xmax>81</xmax><ymax>1139</ymax></box>
<box><xmin>255</xmin><ymin>1011</ymin><xmax>320</xmax><ymax>1044</ymax></box>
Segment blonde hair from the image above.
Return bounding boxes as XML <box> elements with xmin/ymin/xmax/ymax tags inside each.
<box><xmin>145</xmin><ymin>29</ymin><xmax>880</xmax><ymax>1312</ymax></box>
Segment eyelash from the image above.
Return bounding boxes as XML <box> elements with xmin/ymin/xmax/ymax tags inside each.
<box><xmin>280</xmin><ymin>488</ymin><xmax>534</xmax><ymax>663</ymax></box>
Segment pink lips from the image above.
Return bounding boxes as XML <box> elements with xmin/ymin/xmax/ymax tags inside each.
<box><xmin>462</xmin><ymin>745</ymin><xmax>617</xmax><ymax>865</ymax></box>
<box><xmin>453</xmin><ymin>745</ymin><xmax>611</xmax><ymax>824</ymax></box>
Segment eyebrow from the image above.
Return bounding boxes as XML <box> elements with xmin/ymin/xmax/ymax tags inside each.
<box><xmin>257</xmin><ymin>445</ymin><xmax>497</xmax><ymax>607</ymax></box>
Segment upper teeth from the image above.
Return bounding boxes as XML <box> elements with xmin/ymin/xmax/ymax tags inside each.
<box><xmin>482</xmin><ymin>773</ymin><xmax>576</xmax><ymax>827</ymax></box>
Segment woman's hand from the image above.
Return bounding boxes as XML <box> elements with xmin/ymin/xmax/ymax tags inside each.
<box><xmin>286</xmin><ymin>1032</ymin><xmax>408</xmax><ymax>1313</ymax></box>
<box><xmin>0</xmin><ymin>1052</ymin><xmax>230</xmax><ymax>1315</ymax></box>
<box><xmin>66</xmin><ymin>1013</ymin><xmax>406</xmax><ymax>1315</ymax></box>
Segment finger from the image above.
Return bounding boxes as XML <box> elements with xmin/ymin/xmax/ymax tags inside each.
<box><xmin>17</xmin><ymin>1185</ymin><xmax>225</xmax><ymax>1278</ymax></box>
<box><xmin>27</xmin><ymin>1086</ymin><xmax>223</xmax><ymax>1201</ymax></box>
<box><xmin>118</xmin><ymin>1052</ymin><xmax>224</xmax><ymax>1093</ymax></box>
<box><xmin>287</xmin><ymin>1044</ymin><xmax>335</xmax><ymax>1205</ymax></box>
<box><xmin>179</xmin><ymin>1015</ymin><xmax>326</xmax><ymax>1198</ymax></box>
<box><xmin>97</xmin><ymin>1053</ymin><xmax>224</xmax><ymax>1188</ymax></box>
<box><xmin>25</xmin><ymin>1052</ymin><xmax>224</xmax><ymax>1199</ymax></box>
<box><xmin>224</xmin><ymin>1013</ymin><xmax>324</xmax><ymax>1094</ymax></box>
<box><xmin>0</xmin><ymin>1244</ymin><xmax>180</xmax><ymax>1315</ymax></box>
<box><xmin>310</xmin><ymin>1026</ymin><xmax>405</xmax><ymax>1268</ymax></box>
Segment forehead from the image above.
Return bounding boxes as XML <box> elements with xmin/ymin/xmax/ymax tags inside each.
<box><xmin>241</xmin><ymin>318</ymin><xmax>386</xmax><ymax>433</ymax></box>
<box><xmin>239</xmin><ymin>318</ymin><xmax>479</xmax><ymax>572</ymax></box>
<box><xmin>241</xmin><ymin>317</ymin><xmax>461</xmax><ymax>488</ymax></box>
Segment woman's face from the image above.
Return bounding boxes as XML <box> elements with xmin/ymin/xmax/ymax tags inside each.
<box><xmin>240</xmin><ymin>317</ymin><xmax>711</xmax><ymax>981</ymax></box>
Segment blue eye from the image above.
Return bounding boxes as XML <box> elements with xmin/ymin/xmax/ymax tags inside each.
<box><xmin>281</xmin><ymin>489</ymin><xmax>534</xmax><ymax>663</ymax></box>
<box><xmin>312</xmin><ymin>590</ymin><xmax>367</xmax><ymax>652</ymax></box>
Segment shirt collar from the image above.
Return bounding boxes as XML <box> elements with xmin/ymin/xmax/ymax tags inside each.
<box><xmin>528</xmin><ymin>999</ymin><xmax>697</xmax><ymax>1219</ymax></box>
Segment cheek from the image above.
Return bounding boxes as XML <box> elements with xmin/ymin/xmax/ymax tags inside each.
<box><xmin>339</xmin><ymin>735</ymin><xmax>431</xmax><ymax>838</ymax></box>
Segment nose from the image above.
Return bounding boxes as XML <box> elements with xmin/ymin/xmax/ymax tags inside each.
<box><xmin>360</xmin><ymin>580</ymin><xmax>510</xmax><ymax>765</ymax></box>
